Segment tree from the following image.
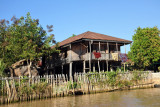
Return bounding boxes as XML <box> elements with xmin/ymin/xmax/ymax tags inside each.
<box><xmin>0</xmin><ymin>59</ymin><xmax>6</xmax><ymax>77</ymax></box>
<box><xmin>0</xmin><ymin>12</ymin><xmax>56</xmax><ymax>76</ymax></box>
<box><xmin>128</xmin><ymin>27</ymin><xmax>160</xmax><ymax>70</ymax></box>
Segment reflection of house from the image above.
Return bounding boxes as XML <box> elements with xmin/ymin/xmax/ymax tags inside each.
<box><xmin>49</xmin><ymin>31</ymin><xmax>132</xmax><ymax>79</ymax></box>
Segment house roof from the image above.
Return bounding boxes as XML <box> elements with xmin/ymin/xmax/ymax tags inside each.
<box><xmin>54</xmin><ymin>31</ymin><xmax>132</xmax><ymax>47</ymax></box>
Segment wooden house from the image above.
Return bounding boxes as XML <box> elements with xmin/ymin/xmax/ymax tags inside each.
<box><xmin>49</xmin><ymin>31</ymin><xmax>132</xmax><ymax>79</ymax></box>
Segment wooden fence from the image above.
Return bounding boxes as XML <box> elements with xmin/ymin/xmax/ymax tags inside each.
<box><xmin>0</xmin><ymin>71</ymin><xmax>153</xmax><ymax>104</ymax></box>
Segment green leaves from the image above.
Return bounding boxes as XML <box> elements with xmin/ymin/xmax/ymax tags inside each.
<box><xmin>0</xmin><ymin>12</ymin><xmax>57</xmax><ymax>76</ymax></box>
<box><xmin>0</xmin><ymin>59</ymin><xmax>6</xmax><ymax>76</ymax></box>
<box><xmin>128</xmin><ymin>27</ymin><xmax>160</xmax><ymax>69</ymax></box>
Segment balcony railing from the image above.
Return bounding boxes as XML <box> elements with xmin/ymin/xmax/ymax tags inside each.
<box><xmin>59</xmin><ymin>52</ymin><xmax>120</xmax><ymax>64</ymax></box>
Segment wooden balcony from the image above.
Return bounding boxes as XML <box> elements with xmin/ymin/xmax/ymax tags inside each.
<box><xmin>82</xmin><ymin>53</ymin><xmax>120</xmax><ymax>61</ymax></box>
<box><xmin>59</xmin><ymin>52</ymin><xmax>119</xmax><ymax>64</ymax></box>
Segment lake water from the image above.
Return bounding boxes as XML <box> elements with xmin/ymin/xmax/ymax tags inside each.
<box><xmin>1</xmin><ymin>88</ymin><xmax>160</xmax><ymax>107</ymax></box>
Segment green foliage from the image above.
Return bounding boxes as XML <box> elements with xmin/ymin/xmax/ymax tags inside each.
<box><xmin>128</xmin><ymin>27</ymin><xmax>160</xmax><ymax>69</ymax></box>
<box><xmin>67</xmin><ymin>81</ymin><xmax>80</xmax><ymax>89</ymax></box>
<box><xmin>106</xmin><ymin>71</ymin><xmax>117</xmax><ymax>86</ymax></box>
<box><xmin>31</xmin><ymin>82</ymin><xmax>48</xmax><ymax>94</ymax></box>
<box><xmin>19</xmin><ymin>84</ymin><xmax>33</xmax><ymax>96</ymax></box>
<box><xmin>0</xmin><ymin>12</ymin><xmax>57</xmax><ymax>76</ymax></box>
<box><xmin>132</xmin><ymin>71</ymin><xmax>143</xmax><ymax>84</ymax></box>
<box><xmin>0</xmin><ymin>59</ymin><xmax>6</xmax><ymax>76</ymax></box>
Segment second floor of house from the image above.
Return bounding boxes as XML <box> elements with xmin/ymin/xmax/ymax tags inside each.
<box><xmin>51</xmin><ymin>31</ymin><xmax>132</xmax><ymax>65</ymax></box>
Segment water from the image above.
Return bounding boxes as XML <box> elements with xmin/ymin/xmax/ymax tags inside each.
<box><xmin>1</xmin><ymin>88</ymin><xmax>160</xmax><ymax>107</ymax></box>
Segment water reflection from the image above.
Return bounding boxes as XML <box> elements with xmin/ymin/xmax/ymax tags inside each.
<box><xmin>1</xmin><ymin>88</ymin><xmax>160</xmax><ymax>107</ymax></box>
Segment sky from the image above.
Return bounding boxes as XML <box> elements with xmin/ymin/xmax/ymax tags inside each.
<box><xmin>0</xmin><ymin>0</ymin><xmax>160</xmax><ymax>53</ymax></box>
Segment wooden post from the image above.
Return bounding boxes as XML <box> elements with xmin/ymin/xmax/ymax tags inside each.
<box><xmin>124</xmin><ymin>43</ymin><xmax>126</xmax><ymax>72</ymax></box>
<box><xmin>69</xmin><ymin>44</ymin><xmax>72</xmax><ymax>62</ymax></box>
<box><xmin>69</xmin><ymin>62</ymin><xmax>73</xmax><ymax>80</ymax></box>
<box><xmin>89</xmin><ymin>41</ymin><xmax>92</xmax><ymax>71</ymax></box>
<box><xmin>74</xmin><ymin>63</ymin><xmax>76</xmax><ymax>73</ymax></box>
<box><xmin>107</xmin><ymin>42</ymin><xmax>109</xmax><ymax>59</ymax></box>
<box><xmin>106</xmin><ymin>42</ymin><xmax>109</xmax><ymax>71</ymax></box>
<box><xmin>106</xmin><ymin>60</ymin><xmax>109</xmax><ymax>71</ymax></box>
<box><xmin>93</xmin><ymin>62</ymin><xmax>95</xmax><ymax>72</ymax></box>
<box><xmin>98</xmin><ymin>60</ymin><xmax>100</xmax><ymax>73</ymax></box>
<box><xmin>99</xmin><ymin>42</ymin><xmax>100</xmax><ymax>52</ymax></box>
<box><xmin>116</xmin><ymin>42</ymin><xmax>118</xmax><ymax>53</ymax></box>
<box><xmin>83</xmin><ymin>60</ymin><xmax>85</xmax><ymax>73</ymax></box>
<box><xmin>98</xmin><ymin>42</ymin><xmax>101</xmax><ymax>72</ymax></box>
<box><xmin>116</xmin><ymin>42</ymin><xmax>119</xmax><ymax>61</ymax></box>
<box><xmin>102</xmin><ymin>62</ymin><xmax>104</xmax><ymax>72</ymax></box>
<box><xmin>69</xmin><ymin>44</ymin><xmax>73</xmax><ymax>80</ymax></box>
<box><xmin>61</xmin><ymin>65</ymin><xmax>63</xmax><ymax>74</ymax></box>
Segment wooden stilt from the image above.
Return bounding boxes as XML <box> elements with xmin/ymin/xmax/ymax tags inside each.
<box><xmin>69</xmin><ymin>62</ymin><xmax>72</xmax><ymax>80</ymax></box>
<box><xmin>93</xmin><ymin>62</ymin><xmax>95</xmax><ymax>72</ymax></box>
<box><xmin>61</xmin><ymin>65</ymin><xmax>63</xmax><ymax>74</ymax></box>
<box><xmin>98</xmin><ymin>42</ymin><xmax>101</xmax><ymax>72</ymax></box>
<box><xmin>107</xmin><ymin>42</ymin><xmax>109</xmax><ymax>59</ymax></box>
<box><xmin>74</xmin><ymin>63</ymin><xmax>76</xmax><ymax>73</ymax></box>
<box><xmin>106</xmin><ymin>60</ymin><xmax>109</xmax><ymax>72</ymax></box>
<box><xmin>98</xmin><ymin>60</ymin><xmax>100</xmax><ymax>73</ymax></box>
<box><xmin>102</xmin><ymin>62</ymin><xmax>104</xmax><ymax>72</ymax></box>
<box><xmin>116</xmin><ymin>42</ymin><xmax>118</xmax><ymax>52</ymax></box>
<box><xmin>69</xmin><ymin>43</ymin><xmax>73</xmax><ymax>80</ymax></box>
<box><xmin>99</xmin><ymin>42</ymin><xmax>100</xmax><ymax>52</ymax></box>
<box><xmin>89</xmin><ymin>41</ymin><xmax>92</xmax><ymax>71</ymax></box>
<box><xmin>83</xmin><ymin>60</ymin><xmax>86</xmax><ymax>73</ymax></box>
<box><xmin>124</xmin><ymin>43</ymin><xmax>126</xmax><ymax>72</ymax></box>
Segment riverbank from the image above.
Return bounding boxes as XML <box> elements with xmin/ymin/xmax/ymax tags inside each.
<box><xmin>1</xmin><ymin>88</ymin><xmax>160</xmax><ymax>107</ymax></box>
<box><xmin>0</xmin><ymin>71</ymin><xmax>158</xmax><ymax>105</ymax></box>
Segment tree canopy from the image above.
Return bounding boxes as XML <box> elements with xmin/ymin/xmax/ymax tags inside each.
<box><xmin>0</xmin><ymin>12</ymin><xmax>57</xmax><ymax>76</ymax></box>
<box><xmin>128</xmin><ymin>27</ymin><xmax>160</xmax><ymax>70</ymax></box>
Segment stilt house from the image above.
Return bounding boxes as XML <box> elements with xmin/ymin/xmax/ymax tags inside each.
<box><xmin>50</xmin><ymin>31</ymin><xmax>132</xmax><ymax>78</ymax></box>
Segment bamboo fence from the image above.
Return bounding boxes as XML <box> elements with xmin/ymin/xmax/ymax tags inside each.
<box><xmin>0</xmin><ymin>71</ymin><xmax>153</xmax><ymax>104</ymax></box>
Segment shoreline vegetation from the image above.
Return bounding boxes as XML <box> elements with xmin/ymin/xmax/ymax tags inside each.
<box><xmin>0</xmin><ymin>71</ymin><xmax>154</xmax><ymax>105</ymax></box>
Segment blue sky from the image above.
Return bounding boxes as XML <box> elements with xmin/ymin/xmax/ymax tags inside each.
<box><xmin>0</xmin><ymin>0</ymin><xmax>160</xmax><ymax>53</ymax></box>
